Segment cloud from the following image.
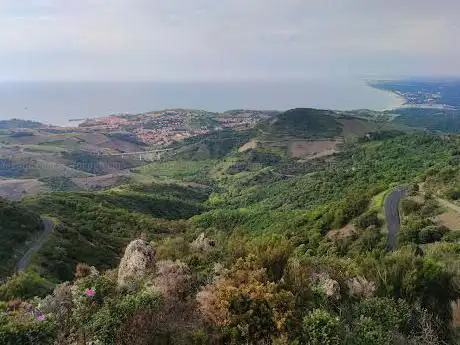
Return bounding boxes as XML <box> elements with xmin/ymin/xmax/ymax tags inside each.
<box><xmin>0</xmin><ymin>0</ymin><xmax>458</xmax><ymax>81</ymax></box>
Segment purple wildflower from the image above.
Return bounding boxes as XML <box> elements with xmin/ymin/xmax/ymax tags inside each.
<box><xmin>86</xmin><ymin>289</ymin><xmax>96</xmax><ymax>297</ymax></box>
<box><xmin>37</xmin><ymin>314</ymin><xmax>45</xmax><ymax>321</ymax></box>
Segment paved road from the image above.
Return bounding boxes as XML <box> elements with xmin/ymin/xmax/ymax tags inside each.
<box><xmin>16</xmin><ymin>218</ymin><xmax>54</xmax><ymax>272</ymax></box>
<box><xmin>384</xmin><ymin>187</ymin><xmax>408</xmax><ymax>251</ymax></box>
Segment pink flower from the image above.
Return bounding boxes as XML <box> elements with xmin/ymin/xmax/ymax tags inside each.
<box><xmin>37</xmin><ymin>314</ymin><xmax>45</xmax><ymax>321</ymax></box>
<box><xmin>86</xmin><ymin>289</ymin><xmax>96</xmax><ymax>297</ymax></box>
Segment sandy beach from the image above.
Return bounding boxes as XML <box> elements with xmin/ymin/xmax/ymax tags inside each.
<box><xmin>366</xmin><ymin>84</ymin><xmax>407</xmax><ymax>111</ymax></box>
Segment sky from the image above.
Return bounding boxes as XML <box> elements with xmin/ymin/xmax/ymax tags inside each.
<box><xmin>0</xmin><ymin>0</ymin><xmax>458</xmax><ymax>81</ymax></box>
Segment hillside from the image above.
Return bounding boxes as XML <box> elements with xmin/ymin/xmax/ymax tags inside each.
<box><xmin>3</xmin><ymin>108</ymin><xmax>460</xmax><ymax>344</ymax></box>
<box><xmin>0</xmin><ymin>119</ymin><xmax>45</xmax><ymax>129</ymax></box>
<box><xmin>0</xmin><ymin>199</ymin><xmax>44</xmax><ymax>278</ymax></box>
<box><xmin>18</xmin><ymin>183</ymin><xmax>208</xmax><ymax>281</ymax></box>
<box><xmin>258</xmin><ymin>108</ymin><xmax>342</xmax><ymax>139</ymax></box>
<box><xmin>388</xmin><ymin>108</ymin><xmax>460</xmax><ymax>132</ymax></box>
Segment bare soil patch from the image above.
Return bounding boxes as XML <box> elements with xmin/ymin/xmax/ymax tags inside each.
<box><xmin>435</xmin><ymin>210</ymin><xmax>460</xmax><ymax>230</ymax></box>
<box><xmin>0</xmin><ymin>179</ymin><xmax>47</xmax><ymax>200</ymax></box>
<box><xmin>238</xmin><ymin>140</ymin><xmax>259</xmax><ymax>152</ymax></box>
<box><xmin>73</xmin><ymin>174</ymin><xmax>125</xmax><ymax>190</ymax></box>
<box><xmin>290</xmin><ymin>140</ymin><xmax>340</xmax><ymax>160</ymax></box>
<box><xmin>326</xmin><ymin>223</ymin><xmax>356</xmax><ymax>240</ymax></box>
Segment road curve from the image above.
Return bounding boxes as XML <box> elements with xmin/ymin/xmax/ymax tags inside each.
<box><xmin>384</xmin><ymin>187</ymin><xmax>408</xmax><ymax>251</ymax></box>
<box><xmin>16</xmin><ymin>218</ymin><xmax>54</xmax><ymax>272</ymax></box>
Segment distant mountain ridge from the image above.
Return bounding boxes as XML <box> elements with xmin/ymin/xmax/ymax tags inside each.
<box><xmin>0</xmin><ymin>118</ymin><xmax>45</xmax><ymax>129</ymax></box>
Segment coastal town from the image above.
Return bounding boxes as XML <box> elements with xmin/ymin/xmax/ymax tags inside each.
<box><xmin>45</xmin><ymin>109</ymin><xmax>278</xmax><ymax>147</ymax></box>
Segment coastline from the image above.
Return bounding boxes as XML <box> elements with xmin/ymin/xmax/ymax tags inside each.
<box><xmin>366</xmin><ymin>83</ymin><xmax>407</xmax><ymax>111</ymax></box>
<box><xmin>381</xmin><ymin>91</ymin><xmax>406</xmax><ymax>111</ymax></box>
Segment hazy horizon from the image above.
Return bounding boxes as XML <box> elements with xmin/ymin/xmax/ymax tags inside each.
<box><xmin>0</xmin><ymin>80</ymin><xmax>402</xmax><ymax>125</ymax></box>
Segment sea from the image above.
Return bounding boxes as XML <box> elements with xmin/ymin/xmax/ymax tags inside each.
<box><xmin>0</xmin><ymin>80</ymin><xmax>403</xmax><ymax>126</ymax></box>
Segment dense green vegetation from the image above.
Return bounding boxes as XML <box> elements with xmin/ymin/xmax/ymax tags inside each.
<box><xmin>4</xmin><ymin>108</ymin><xmax>460</xmax><ymax>344</ymax></box>
<box><xmin>171</xmin><ymin>128</ymin><xmax>253</xmax><ymax>160</ymax></box>
<box><xmin>389</xmin><ymin>108</ymin><xmax>460</xmax><ymax>132</ymax></box>
<box><xmin>19</xmin><ymin>184</ymin><xmax>207</xmax><ymax>282</ymax></box>
<box><xmin>0</xmin><ymin>200</ymin><xmax>44</xmax><ymax>278</ymax></box>
<box><xmin>257</xmin><ymin>108</ymin><xmax>343</xmax><ymax>139</ymax></box>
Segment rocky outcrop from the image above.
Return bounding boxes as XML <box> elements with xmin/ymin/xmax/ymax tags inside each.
<box><xmin>190</xmin><ymin>233</ymin><xmax>214</xmax><ymax>252</ymax></box>
<box><xmin>310</xmin><ymin>273</ymin><xmax>341</xmax><ymax>300</ymax></box>
<box><xmin>118</xmin><ymin>239</ymin><xmax>156</xmax><ymax>288</ymax></box>
<box><xmin>346</xmin><ymin>276</ymin><xmax>376</xmax><ymax>298</ymax></box>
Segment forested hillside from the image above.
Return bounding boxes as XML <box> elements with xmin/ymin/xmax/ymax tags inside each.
<box><xmin>389</xmin><ymin>108</ymin><xmax>460</xmax><ymax>132</ymax></box>
<box><xmin>2</xmin><ymin>109</ymin><xmax>460</xmax><ymax>344</ymax></box>
<box><xmin>0</xmin><ymin>200</ymin><xmax>44</xmax><ymax>278</ymax></box>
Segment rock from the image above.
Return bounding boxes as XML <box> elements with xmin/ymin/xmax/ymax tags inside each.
<box><xmin>190</xmin><ymin>233</ymin><xmax>214</xmax><ymax>252</ymax></box>
<box><xmin>118</xmin><ymin>239</ymin><xmax>156</xmax><ymax>288</ymax></box>
<box><xmin>346</xmin><ymin>276</ymin><xmax>376</xmax><ymax>298</ymax></box>
<box><xmin>310</xmin><ymin>273</ymin><xmax>341</xmax><ymax>300</ymax></box>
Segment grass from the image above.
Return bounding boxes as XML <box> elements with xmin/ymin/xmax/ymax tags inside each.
<box><xmin>137</xmin><ymin>160</ymin><xmax>214</xmax><ymax>180</ymax></box>
<box><xmin>21</xmin><ymin>144</ymin><xmax>67</xmax><ymax>153</ymax></box>
<box><xmin>371</xmin><ymin>190</ymin><xmax>389</xmax><ymax>210</ymax></box>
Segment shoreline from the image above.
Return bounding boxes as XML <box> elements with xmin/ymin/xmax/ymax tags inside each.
<box><xmin>365</xmin><ymin>83</ymin><xmax>407</xmax><ymax>111</ymax></box>
<box><xmin>0</xmin><ymin>81</ymin><xmax>412</xmax><ymax>127</ymax></box>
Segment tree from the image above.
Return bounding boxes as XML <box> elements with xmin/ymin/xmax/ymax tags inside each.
<box><xmin>197</xmin><ymin>256</ymin><xmax>294</xmax><ymax>344</ymax></box>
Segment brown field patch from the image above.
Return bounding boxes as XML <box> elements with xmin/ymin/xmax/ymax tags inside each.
<box><xmin>238</xmin><ymin>140</ymin><xmax>259</xmax><ymax>152</ymax></box>
<box><xmin>435</xmin><ymin>210</ymin><xmax>460</xmax><ymax>230</ymax></box>
<box><xmin>326</xmin><ymin>223</ymin><xmax>356</xmax><ymax>240</ymax></box>
<box><xmin>407</xmin><ymin>195</ymin><xmax>425</xmax><ymax>204</ymax></box>
<box><xmin>73</xmin><ymin>174</ymin><xmax>125</xmax><ymax>190</ymax></box>
<box><xmin>0</xmin><ymin>179</ymin><xmax>47</xmax><ymax>200</ymax></box>
<box><xmin>290</xmin><ymin>140</ymin><xmax>340</xmax><ymax>159</ymax></box>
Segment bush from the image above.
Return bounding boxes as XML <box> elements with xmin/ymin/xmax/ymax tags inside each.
<box><xmin>197</xmin><ymin>256</ymin><xmax>294</xmax><ymax>344</ymax></box>
<box><xmin>0</xmin><ymin>272</ymin><xmax>54</xmax><ymax>301</ymax></box>
<box><xmin>0</xmin><ymin>318</ymin><xmax>57</xmax><ymax>345</ymax></box>
<box><xmin>354</xmin><ymin>211</ymin><xmax>382</xmax><ymax>231</ymax></box>
<box><xmin>333</xmin><ymin>196</ymin><xmax>370</xmax><ymax>228</ymax></box>
<box><xmin>302</xmin><ymin>309</ymin><xmax>342</xmax><ymax>345</ymax></box>
<box><xmin>445</xmin><ymin>188</ymin><xmax>460</xmax><ymax>201</ymax></box>
<box><xmin>400</xmin><ymin>199</ymin><xmax>422</xmax><ymax>215</ymax></box>
<box><xmin>420</xmin><ymin>200</ymin><xmax>440</xmax><ymax>218</ymax></box>
<box><xmin>418</xmin><ymin>226</ymin><xmax>448</xmax><ymax>244</ymax></box>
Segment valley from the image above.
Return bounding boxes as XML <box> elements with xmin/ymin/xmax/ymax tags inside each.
<box><xmin>2</xmin><ymin>104</ymin><xmax>460</xmax><ymax>344</ymax></box>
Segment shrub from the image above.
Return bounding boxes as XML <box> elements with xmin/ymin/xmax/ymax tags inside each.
<box><xmin>196</xmin><ymin>256</ymin><xmax>294</xmax><ymax>344</ymax></box>
<box><xmin>400</xmin><ymin>199</ymin><xmax>422</xmax><ymax>215</ymax></box>
<box><xmin>302</xmin><ymin>309</ymin><xmax>342</xmax><ymax>345</ymax></box>
<box><xmin>418</xmin><ymin>226</ymin><xmax>448</xmax><ymax>244</ymax></box>
<box><xmin>0</xmin><ymin>272</ymin><xmax>54</xmax><ymax>301</ymax></box>
<box><xmin>354</xmin><ymin>211</ymin><xmax>382</xmax><ymax>231</ymax></box>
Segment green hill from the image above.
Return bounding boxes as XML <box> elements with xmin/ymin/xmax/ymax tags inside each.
<box><xmin>18</xmin><ymin>183</ymin><xmax>209</xmax><ymax>281</ymax></box>
<box><xmin>389</xmin><ymin>108</ymin><xmax>460</xmax><ymax>132</ymax></box>
<box><xmin>0</xmin><ymin>199</ymin><xmax>44</xmax><ymax>278</ymax></box>
<box><xmin>0</xmin><ymin>119</ymin><xmax>44</xmax><ymax>129</ymax></box>
<box><xmin>170</xmin><ymin>128</ymin><xmax>253</xmax><ymax>160</ymax></box>
<box><xmin>257</xmin><ymin>108</ymin><xmax>343</xmax><ymax>139</ymax></box>
<box><xmin>3</xmin><ymin>108</ymin><xmax>460</xmax><ymax>344</ymax></box>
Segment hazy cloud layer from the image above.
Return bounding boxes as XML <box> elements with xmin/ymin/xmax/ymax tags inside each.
<box><xmin>0</xmin><ymin>0</ymin><xmax>458</xmax><ymax>81</ymax></box>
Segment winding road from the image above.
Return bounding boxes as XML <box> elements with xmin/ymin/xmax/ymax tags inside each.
<box><xmin>384</xmin><ymin>187</ymin><xmax>408</xmax><ymax>251</ymax></box>
<box><xmin>16</xmin><ymin>218</ymin><xmax>54</xmax><ymax>272</ymax></box>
